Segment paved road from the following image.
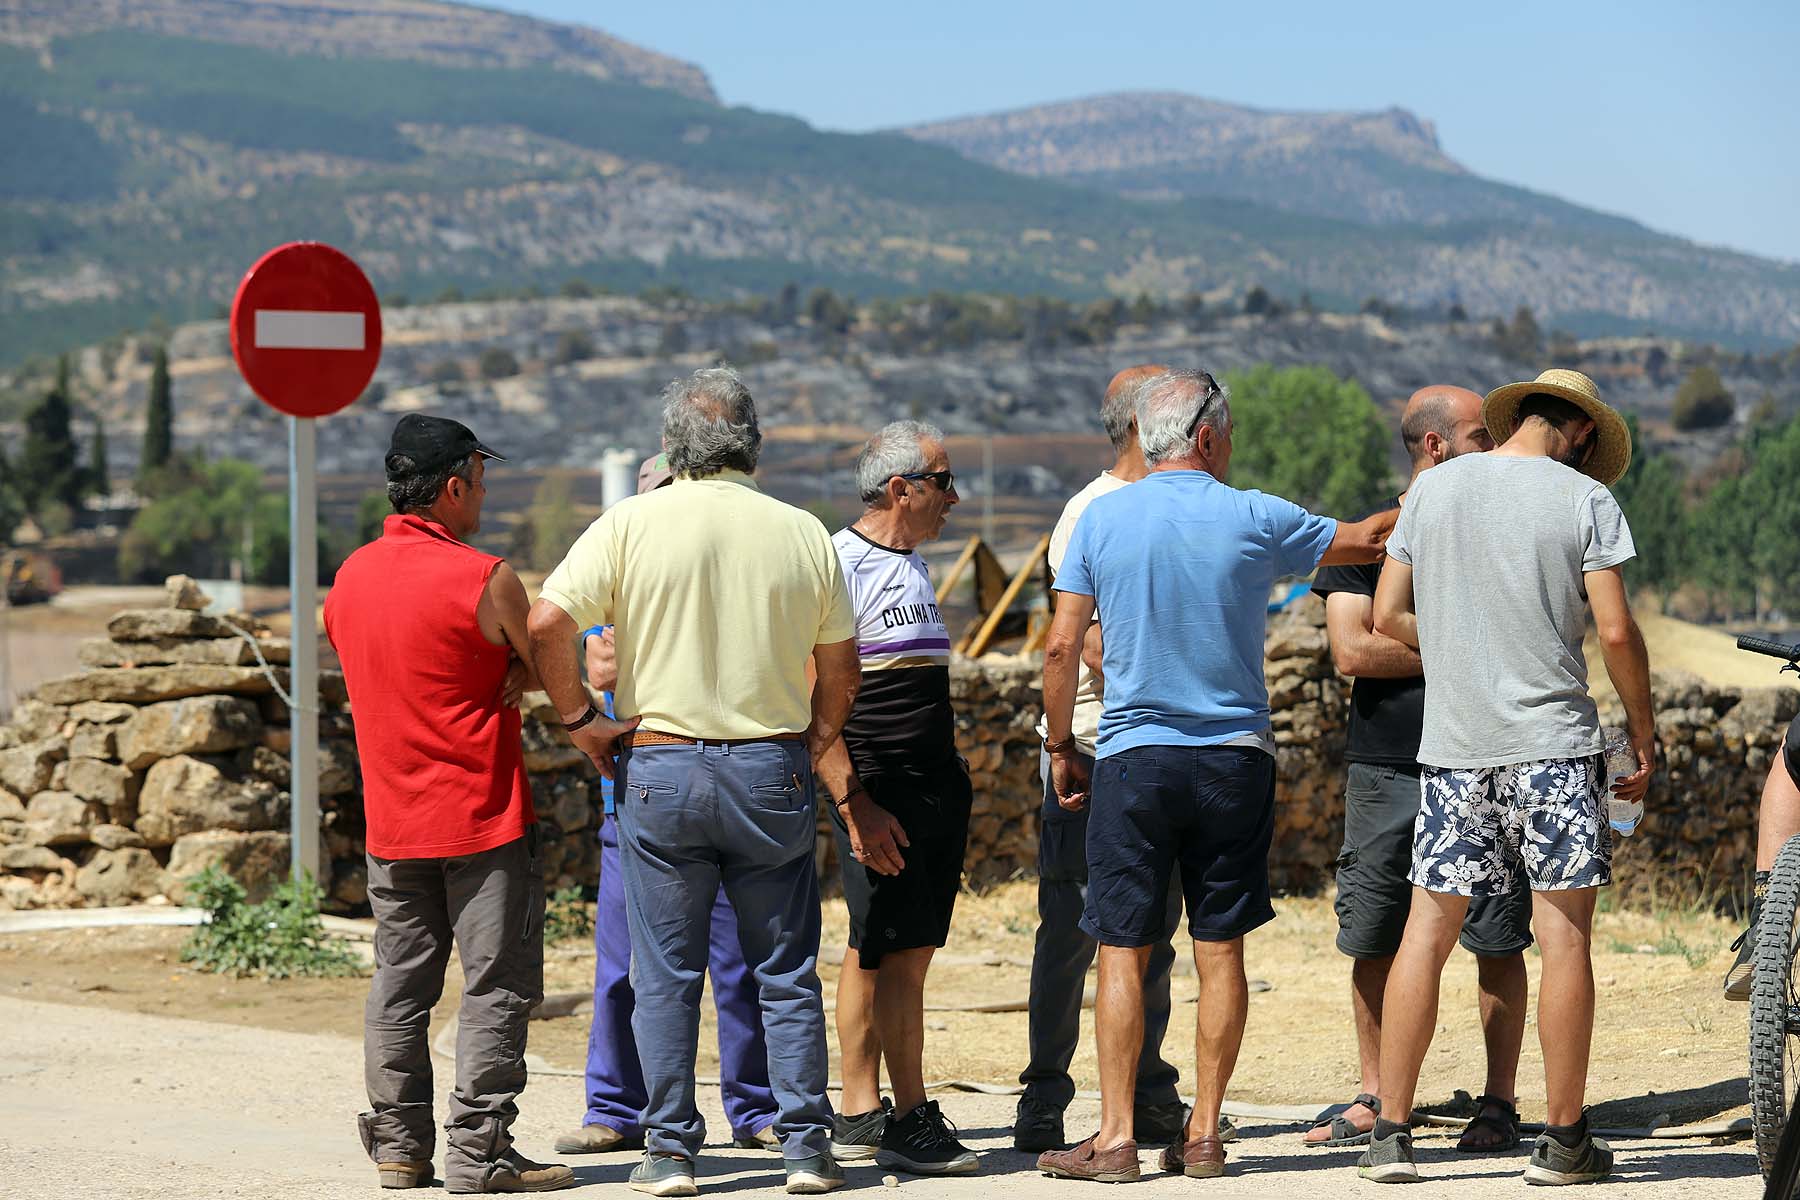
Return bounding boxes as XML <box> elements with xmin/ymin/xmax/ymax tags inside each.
<box><xmin>0</xmin><ymin>996</ymin><xmax>1761</xmax><ymax>1197</ymax></box>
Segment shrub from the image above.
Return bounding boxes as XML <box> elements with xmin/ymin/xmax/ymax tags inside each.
<box><xmin>180</xmin><ymin>865</ymin><xmax>363</xmax><ymax>979</ymax></box>
<box><xmin>1671</xmin><ymin>365</ymin><xmax>1734</xmax><ymax>430</ymax></box>
<box><xmin>544</xmin><ymin>886</ymin><xmax>594</xmax><ymax>943</ymax></box>
<box><xmin>478</xmin><ymin>347</ymin><xmax>520</xmax><ymax>380</ymax></box>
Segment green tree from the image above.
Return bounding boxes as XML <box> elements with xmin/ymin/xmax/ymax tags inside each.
<box><xmin>87</xmin><ymin>412</ymin><xmax>109</xmax><ymax>499</ymax></box>
<box><xmin>118</xmin><ymin>458</ymin><xmax>293</xmax><ymax>583</ymax></box>
<box><xmin>1243</xmin><ymin>285</ymin><xmax>1271</xmax><ymax>316</ymax></box>
<box><xmin>1222</xmin><ymin>364</ymin><xmax>1391</xmax><ymax>518</ymax></box>
<box><xmin>1670</xmin><ymin>364</ymin><xmax>1734</xmax><ymax>430</ymax></box>
<box><xmin>1609</xmin><ymin>420</ymin><xmax>1687</xmax><ymax>601</ymax></box>
<box><xmin>513</xmin><ymin>475</ymin><xmax>585</xmax><ymax>572</ymax></box>
<box><xmin>1745</xmin><ymin>417</ymin><xmax>1800</xmax><ymax>610</ymax></box>
<box><xmin>0</xmin><ymin>445</ymin><xmax>22</xmax><ymax>546</ymax></box>
<box><xmin>19</xmin><ymin>356</ymin><xmax>84</xmax><ymax>516</ymax></box>
<box><xmin>141</xmin><ymin>344</ymin><xmax>173</xmax><ymax>480</ymax></box>
<box><xmin>1496</xmin><ymin>305</ymin><xmax>1542</xmax><ymax>362</ymax></box>
<box><xmin>355</xmin><ymin>489</ymin><xmax>390</xmax><ymax>545</ymax></box>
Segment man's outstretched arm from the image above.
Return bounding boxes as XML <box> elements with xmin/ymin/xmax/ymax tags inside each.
<box><xmin>1588</xmin><ymin>566</ymin><xmax>1656</xmax><ymax>804</ymax></box>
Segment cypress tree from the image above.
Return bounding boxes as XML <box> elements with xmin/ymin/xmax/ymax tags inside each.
<box><xmin>141</xmin><ymin>344</ymin><xmax>173</xmax><ymax>479</ymax></box>
<box><xmin>88</xmin><ymin>413</ymin><xmax>110</xmax><ymax>499</ymax></box>
<box><xmin>19</xmin><ymin>356</ymin><xmax>83</xmax><ymax>515</ymax></box>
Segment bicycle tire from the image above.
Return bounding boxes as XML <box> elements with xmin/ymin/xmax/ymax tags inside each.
<box><xmin>1751</xmin><ymin>833</ymin><xmax>1800</xmax><ymax>1179</ymax></box>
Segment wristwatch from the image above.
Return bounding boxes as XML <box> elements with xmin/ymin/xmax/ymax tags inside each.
<box><xmin>562</xmin><ymin>703</ymin><xmax>600</xmax><ymax>733</ymax></box>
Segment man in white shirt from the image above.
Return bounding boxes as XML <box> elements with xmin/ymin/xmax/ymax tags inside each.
<box><xmin>1012</xmin><ymin>365</ymin><xmax>1221</xmax><ymax>1153</ymax></box>
<box><xmin>817</xmin><ymin>422</ymin><xmax>977</xmax><ymax>1176</ymax></box>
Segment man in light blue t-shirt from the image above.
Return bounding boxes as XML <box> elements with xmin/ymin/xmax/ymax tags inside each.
<box><xmin>1037</xmin><ymin>368</ymin><xmax>1397</xmax><ymax>1184</ymax></box>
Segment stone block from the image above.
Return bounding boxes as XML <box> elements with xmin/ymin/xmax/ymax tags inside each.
<box><xmin>10</xmin><ymin>699</ymin><xmax>70</xmax><ymax>742</ymax></box>
<box><xmin>0</xmin><ymin>789</ymin><xmax>22</xmax><ymax>820</ymax></box>
<box><xmin>119</xmin><ymin>696</ymin><xmax>263</xmax><ymax>770</ymax></box>
<box><xmin>34</xmin><ymin>665</ymin><xmax>281</xmax><ymax>706</ymax></box>
<box><xmin>0</xmin><ymin>738</ymin><xmax>65</xmax><ymax>796</ymax></box>
<box><xmin>89</xmin><ymin>822</ymin><xmax>147</xmax><ymax>850</ymax></box>
<box><xmin>106</xmin><ymin>609</ymin><xmax>233</xmax><ymax>641</ymax></box>
<box><xmin>77</xmin><ymin>847</ymin><xmax>164</xmax><ymax>904</ymax></box>
<box><xmin>1</xmin><ymin>844</ymin><xmax>71</xmax><ymax>873</ymax></box>
<box><xmin>135</xmin><ymin>755</ymin><xmax>282</xmax><ymax>846</ymax></box>
<box><xmin>522</xmin><ymin>719</ymin><xmax>584</xmax><ymax>773</ymax></box>
<box><xmin>165</xmin><ymin>574</ymin><xmax>210</xmax><ymax>610</ymax></box>
<box><xmin>319</xmin><ymin>739</ymin><xmax>358</xmax><ymax>797</ymax></box>
<box><xmin>330</xmin><ymin>859</ymin><xmax>368</xmax><ymax>907</ymax></box>
<box><xmin>67</xmin><ymin>725</ymin><xmax>119</xmax><ymax>760</ymax></box>
<box><xmin>164</xmin><ymin>830</ymin><xmax>290</xmax><ymax>904</ymax></box>
<box><xmin>69</xmin><ymin>701</ymin><xmax>137</xmax><ymax>725</ymax></box>
<box><xmin>78</xmin><ymin>636</ymin><xmax>294</xmax><ymax>670</ymax></box>
<box><xmin>64</xmin><ymin>758</ymin><xmax>141</xmax><ymax>819</ymax></box>
<box><xmin>24</xmin><ymin>791</ymin><xmax>100</xmax><ymax>846</ymax></box>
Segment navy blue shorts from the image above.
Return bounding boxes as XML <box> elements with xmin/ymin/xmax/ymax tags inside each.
<box><xmin>1081</xmin><ymin>744</ymin><xmax>1277</xmax><ymax>947</ymax></box>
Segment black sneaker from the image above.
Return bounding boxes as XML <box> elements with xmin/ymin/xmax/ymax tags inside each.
<box><xmin>1725</xmin><ymin>923</ymin><xmax>1755</xmax><ymax>1001</ymax></box>
<box><xmin>830</xmin><ymin>1098</ymin><xmax>889</xmax><ymax>1161</ymax></box>
<box><xmin>1524</xmin><ymin>1128</ymin><xmax>1613</xmax><ymax>1185</ymax></box>
<box><xmin>1356</xmin><ymin>1125</ymin><xmax>1419</xmax><ymax>1183</ymax></box>
<box><xmin>1013</xmin><ymin>1096</ymin><xmax>1065</xmax><ymax>1153</ymax></box>
<box><xmin>876</xmin><ymin>1100</ymin><xmax>980</xmax><ymax>1176</ymax></box>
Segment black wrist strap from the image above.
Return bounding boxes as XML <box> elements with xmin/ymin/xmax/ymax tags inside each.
<box><xmin>834</xmin><ymin>785</ymin><xmax>866</xmax><ymax>809</ymax></box>
<box><xmin>562</xmin><ymin>703</ymin><xmax>600</xmax><ymax>733</ymax></box>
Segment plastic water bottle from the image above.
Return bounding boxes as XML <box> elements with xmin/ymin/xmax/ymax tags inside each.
<box><xmin>1601</xmin><ymin>726</ymin><xmax>1641</xmax><ymax>836</ymax></box>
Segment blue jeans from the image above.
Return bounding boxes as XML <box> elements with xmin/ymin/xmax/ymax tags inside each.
<box><xmin>582</xmin><ymin>814</ymin><xmax>777</xmax><ymax>1138</ymax></box>
<box><xmin>1019</xmin><ymin>750</ymin><xmax>1182</xmax><ymax>1110</ymax></box>
<box><xmin>616</xmin><ymin>739</ymin><xmax>832</xmax><ymax>1160</ymax></box>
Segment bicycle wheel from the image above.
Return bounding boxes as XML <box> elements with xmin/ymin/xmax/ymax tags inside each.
<box><xmin>1751</xmin><ymin>833</ymin><xmax>1800</xmax><ymax>1179</ymax></box>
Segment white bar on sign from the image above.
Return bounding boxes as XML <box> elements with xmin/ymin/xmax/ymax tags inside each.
<box><xmin>254</xmin><ymin>309</ymin><xmax>365</xmax><ymax>351</ymax></box>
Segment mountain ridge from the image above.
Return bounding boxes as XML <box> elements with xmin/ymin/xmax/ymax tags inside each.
<box><xmin>0</xmin><ymin>0</ymin><xmax>718</xmax><ymax>102</ymax></box>
<box><xmin>0</xmin><ymin>4</ymin><xmax>1797</xmax><ymax>358</ymax></box>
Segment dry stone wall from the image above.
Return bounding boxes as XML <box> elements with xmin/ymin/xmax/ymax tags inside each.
<box><xmin>0</xmin><ymin>582</ymin><xmax>1790</xmax><ymax>912</ymax></box>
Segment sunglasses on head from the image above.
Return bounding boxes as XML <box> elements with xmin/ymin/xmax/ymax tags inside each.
<box><xmin>897</xmin><ymin>469</ymin><xmax>955</xmax><ymax>492</ymax></box>
<box><xmin>1183</xmin><ymin>374</ymin><xmax>1225</xmax><ymax>441</ymax></box>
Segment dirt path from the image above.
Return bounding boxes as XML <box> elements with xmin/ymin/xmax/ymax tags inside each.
<box><xmin>0</xmin><ymin>993</ymin><xmax>1759</xmax><ymax>1198</ymax></box>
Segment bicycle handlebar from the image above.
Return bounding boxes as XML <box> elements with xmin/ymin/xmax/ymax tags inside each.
<box><xmin>1737</xmin><ymin>634</ymin><xmax>1800</xmax><ymax>661</ymax></box>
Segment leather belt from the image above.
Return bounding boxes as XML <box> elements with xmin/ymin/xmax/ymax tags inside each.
<box><xmin>624</xmin><ymin>729</ymin><xmax>806</xmax><ymax>748</ymax></box>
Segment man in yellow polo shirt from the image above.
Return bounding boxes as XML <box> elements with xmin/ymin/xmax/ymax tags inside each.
<box><xmin>527</xmin><ymin>367</ymin><xmax>891</xmax><ymax>1198</ymax></box>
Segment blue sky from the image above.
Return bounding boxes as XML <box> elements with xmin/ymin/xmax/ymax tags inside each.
<box><xmin>494</xmin><ymin>2</ymin><xmax>1798</xmax><ymax>263</ymax></box>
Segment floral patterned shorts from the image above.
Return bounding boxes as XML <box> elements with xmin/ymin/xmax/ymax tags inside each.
<box><xmin>1411</xmin><ymin>757</ymin><xmax>1613</xmax><ymax>896</ymax></box>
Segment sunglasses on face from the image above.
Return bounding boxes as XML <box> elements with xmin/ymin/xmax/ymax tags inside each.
<box><xmin>897</xmin><ymin>470</ymin><xmax>955</xmax><ymax>493</ymax></box>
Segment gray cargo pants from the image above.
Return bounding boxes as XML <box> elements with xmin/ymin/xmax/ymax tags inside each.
<box><xmin>358</xmin><ymin>829</ymin><xmax>544</xmax><ymax>1190</ymax></box>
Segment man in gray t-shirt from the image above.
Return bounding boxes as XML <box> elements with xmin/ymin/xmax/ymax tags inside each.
<box><xmin>1356</xmin><ymin>369</ymin><xmax>1656</xmax><ymax>1188</ymax></box>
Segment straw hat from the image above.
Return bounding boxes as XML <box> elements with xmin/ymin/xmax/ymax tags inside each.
<box><xmin>1482</xmin><ymin>368</ymin><xmax>1632</xmax><ymax>486</ymax></box>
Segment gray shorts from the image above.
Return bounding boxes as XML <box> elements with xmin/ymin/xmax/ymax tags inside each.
<box><xmin>1334</xmin><ymin>763</ymin><xmax>1532</xmax><ymax>960</ymax></box>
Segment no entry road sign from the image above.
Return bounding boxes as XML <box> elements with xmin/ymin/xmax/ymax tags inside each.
<box><xmin>229</xmin><ymin>242</ymin><xmax>381</xmax><ymax>418</ymax></box>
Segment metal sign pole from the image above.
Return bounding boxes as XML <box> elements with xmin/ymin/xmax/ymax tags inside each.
<box><xmin>289</xmin><ymin>415</ymin><xmax>320</xmax><ymax>885</ymax></box>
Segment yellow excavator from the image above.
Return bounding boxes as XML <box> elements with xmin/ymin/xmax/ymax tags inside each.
<box><xmin>1</xmin><ymin>550</ymin><xmax>60</xmax><ymax>606</ymax></box>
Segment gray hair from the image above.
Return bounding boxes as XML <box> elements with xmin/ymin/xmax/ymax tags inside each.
<box><xmin>856</xmin><ymin>420</ymin><xmax>945</xmax><ymax>504</ymax></box>
<box><xmin>1101</xmin><ymin>381</ymin><xmax>1138</xmax><ymax>451</ymax></box>
<box><xmin>660</xmin><ymin>367</ymin><xmax>761</xmax><ymax>478</ymax></box>
<box><xmin>1136</xmin><ymin>369</ymin><xmax>1228</xmax><ymax>468</ymax></box>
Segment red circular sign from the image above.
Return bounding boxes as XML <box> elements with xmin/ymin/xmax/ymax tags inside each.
<box><xmin>229</xmin><ymin>242</ymin><xmax>382</xmax><ymax>418</ymax></box>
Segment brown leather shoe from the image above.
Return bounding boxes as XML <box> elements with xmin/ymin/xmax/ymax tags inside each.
<box><xmin>1159</xmin><ymin>1134</ymin><xmax>1226</xmax><ymax>1179</ymax></box>
<box><xmin>377</xmin><ymin>1160</ymin><xmax>434</xmax><ymax>1189</ymax></box>
<box><xmin>1038</xmin><ymin>1134</ymin><xmax>1140</xmax><ymax>1183</ymax></box>
<box><xmin>448</xmin><ymin>1149</ymin><xmax>576</xmax><ymax>1193</ymax></box>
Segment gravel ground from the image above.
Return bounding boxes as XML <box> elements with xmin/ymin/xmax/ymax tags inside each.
<box><xmin>0</xmin><ymin>995</ymin><xmax>1759</xmax><ymax>1198</ymax></box>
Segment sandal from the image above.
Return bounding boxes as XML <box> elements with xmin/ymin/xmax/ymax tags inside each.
<box><xmin>1456</xmin><ymin>1093</ymin><xmax>1521</xmax><ymax>1153</ymax></box>
<box><xmin>1305</xmin><ymin>1092</ymin><xmax>1380</xmax><ymax>1147</ymax></box>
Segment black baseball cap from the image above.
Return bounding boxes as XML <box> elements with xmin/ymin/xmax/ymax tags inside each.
<box><xmin>385</xmin><ymin>414</ymin><xmax>505</xmax><ymax>480</ymax></box>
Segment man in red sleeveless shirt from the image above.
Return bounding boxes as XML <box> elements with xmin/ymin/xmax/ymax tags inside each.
<box><xmin>327</xmin><ymin>415</ymin><xmax>602</xmax><ymax>1193</ymax></box>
